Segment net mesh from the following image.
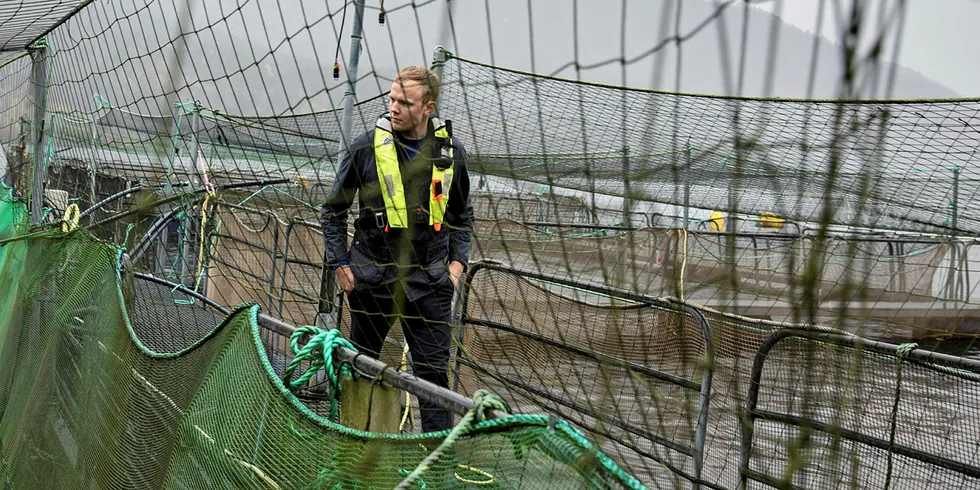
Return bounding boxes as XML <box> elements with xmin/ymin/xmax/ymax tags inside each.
<box><xmin>3</xmin><ymin>1</ymin><xmax>980</xmax><ymax>489</ymax></box>
<box><xmin>746</xmin><ymin>334</ymin><xmax>980</xmax><ymax>489</ymax></box>
<box><xmin>457</xmin><ymin>266</ymin><xmax>707</xmax><ymax>488</ymax></box>
<box><xmin>0</xmin><ymin>1</ymin><xmax>90</xmax><ymax>52</ymax></box>
<box><xmin>0</xmin><ymin>187</ymin><xmax>643</xmax><ymax>489</ymax></box>
<box><xmin>438</xmin><ymin>54</ymin><xmax>980</xmax><ymax>236</ymax></box>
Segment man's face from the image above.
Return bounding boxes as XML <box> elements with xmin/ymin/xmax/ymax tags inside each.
<box><xmin>389</xmin><ymin>80</ymin><xmax>433</xmax><ymax>135</ymax></box>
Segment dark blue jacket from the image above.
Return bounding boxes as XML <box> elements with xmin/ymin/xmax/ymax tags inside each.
<box><xmin>320</xmin><ymin>117</ymin><xmax>474</xmax><ymax>301</ymax></box>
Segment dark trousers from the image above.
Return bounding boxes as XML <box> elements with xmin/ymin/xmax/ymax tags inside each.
<box><xmin>347</xmin><ymin>284</ymin><xmax>454</xmax><ymax>432</ymax></box>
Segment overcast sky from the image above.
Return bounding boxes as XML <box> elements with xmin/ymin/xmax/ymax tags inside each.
<box><xmin>345</xmin><ymin>0</ymin><xmax>968</xmax><ymax>100</ymax></box>
<box><xmin>750</xmin><ymin>0</ymin><xmax>980</xmax><ymax>98</ymax></box>
<box><xmin>15</xmin><ymin>0</ymin><xmax>975</xmax><ymax>119</ymax></box>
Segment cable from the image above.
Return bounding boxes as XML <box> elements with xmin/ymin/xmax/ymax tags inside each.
<box><xmin>333</xmin><ymin>0</ymin><xmax>349</xmax><ymax>80</ymax></box>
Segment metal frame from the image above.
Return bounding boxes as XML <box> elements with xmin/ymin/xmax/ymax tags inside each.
<box><xmin>739</xmin><ymin>329</ymin><xmax>980</xmax><ymax>489</ymax></box>
<box><xmin>452</xmin><ymin>260</ymin><xmax>715</xmax><ymax>489</ymax></box>
<box><xmin>276</xmin><ymin>218</ymin><xmax>328</xmax><ymax>319</ymax></box>
<box><xmin>132</xmin><ymin>272</ymin><xmax>504</xmax><ymax>420</ymax></box>
<box><xmin>131</xmin><ymin>204</ymin><xmax>980</xmax><ymax>488</ymax></box>
<box><xmin>211</xmin><ymin>202</ymin><xmax>283</xmax><ymax>310</ymax></box>
<box><xmin>134</xmin><ymin>272</ymin><xmax>229</xmax><ymax>315</ymax></box>
<box><xmin>29</xmin><ymin>40</ymin><xmax>49</xmax><ymax>225</ymax></box>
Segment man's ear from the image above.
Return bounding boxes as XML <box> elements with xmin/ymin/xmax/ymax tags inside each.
<box><xmin>424</xmin><ymin>99</ymin><xmax>436</xmax><ymax>118</ymax></box>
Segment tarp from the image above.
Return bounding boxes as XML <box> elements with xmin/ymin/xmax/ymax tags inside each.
<box><xmin>0</xmin><ymin>0</ymin><xmax>93</xmax><ymax>52</ymax></box>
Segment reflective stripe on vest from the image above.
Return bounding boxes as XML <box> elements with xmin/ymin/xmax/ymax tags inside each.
<box><xmin>374</xmin><ymin>116</ymin><xmax>454</xmax><ymax>231</ymax></box>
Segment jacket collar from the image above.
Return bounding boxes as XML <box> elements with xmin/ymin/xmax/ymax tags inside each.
<box><xmin>376</xmin><ymin>113</ymin><xmax>442</xmax><ymax>139</ymax></box>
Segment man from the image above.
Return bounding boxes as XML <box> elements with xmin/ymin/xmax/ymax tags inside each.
<box><xmin>321</xmin><ymin>66</ymin><xmax>473</xmax><ymax>433</ymax></box>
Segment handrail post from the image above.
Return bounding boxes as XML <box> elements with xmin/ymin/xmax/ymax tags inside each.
<box><xmin>451</xmin><ymin>261</ymin><xmax>491</xmax><ymax>392</ymax></box>
<box><xmin>29</xmin><ymin>39</ymin><xmax>50</xmax><ymax>225</ymax></box>
<box><xmin>673</xmin><ymin>299</ymin><xmax>714</xmax><ymax>490</ymax></box>
<box><xmin>316</xmin><ymin>0</ymin><xmax>364</xmax><ymax>331</ymax></box>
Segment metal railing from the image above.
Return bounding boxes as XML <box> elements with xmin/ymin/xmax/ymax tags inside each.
<box><xmin>131</xmin><ymin>272</ymin><xmax>506</xmax><ymax>421</ymax></box>
<box><xmin>128</xmin><ymin>211</ymin><xmax>980</xmax><ymax>489</ymax></box>
<box><xmin>740</xmin><ymin>329</ymin><xmax>980</xmax><ymax>490</ymax></box>
<box><xmin>454</xmin><ymin>261</ymin><xmax>716</xmax><ymax>489</ymax></box>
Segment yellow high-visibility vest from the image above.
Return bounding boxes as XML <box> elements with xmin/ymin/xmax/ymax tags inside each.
<box><xmin>374</xmin><ymin>116</ymin><xmax>454</xmax><ymax>231</ymax></box>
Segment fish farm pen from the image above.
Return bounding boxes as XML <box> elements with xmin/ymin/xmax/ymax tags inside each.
<box><xmin>3</xmin><ymin>1</ymin><xmax>980</xmax><ymax>489</ymax></box>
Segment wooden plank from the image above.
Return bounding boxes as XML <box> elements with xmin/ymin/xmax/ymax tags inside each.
<box><xmin>338</xmin><ymin>340</ymin><xmax>406</xmax><ymax>433</ymax></box>
<box><xmin>339</xmin><ymin>373</ymin><xmax>403</xmax><ymax>433</ymax></box>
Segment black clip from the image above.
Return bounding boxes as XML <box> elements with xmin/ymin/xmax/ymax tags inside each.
<box><xmin>433</xmin><ymin>136</ymin><xmax>453</xmax><ymax>170</ymax></box>
<box><xmin>433</xmin><ymin>118</ymin><xmax>454</xmax><ymax>170</ymax></box>
<box><xmin>374</xmin><ymin>211</ymin><xmax>386</xmax><ymax>228</ymax></box>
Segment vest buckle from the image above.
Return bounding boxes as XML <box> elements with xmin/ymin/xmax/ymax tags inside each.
<box><xmin>433</xmin><ymin>136</ymin><xmax>453</xmax><ymax>170</ymax></box>
<box><xmin>374</xmin><ymin>211</ymin><xmax>386</xmax><ymax>229</ymax></box>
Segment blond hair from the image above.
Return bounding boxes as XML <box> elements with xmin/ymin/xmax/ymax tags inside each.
<box><xmin>394</xmin><ymin>66</ymin><xmax>440</xmax><ymax>103</ymax></box>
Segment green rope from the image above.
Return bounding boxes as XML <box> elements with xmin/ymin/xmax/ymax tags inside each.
<box><xmin>884</xmin><ymin>342</ymin><xmax>917</xmax><ymax>490</ymax></box>
<box><xmin>236</xmin><ymin>184</ymin><xmax>318</xmax><ymax>210</ymax></box>
<box><xmin>167</xmin><ymin>210</ymin><xmax>198</xmax><ymax>306</ymax></box>
<box><xmin>283</xmin><ymin>326</ymin><xmax>356</xmax><ymax>393</ymax></box>
<box><xmin>0</xmin><ymin>223</ymin><xmax>61</xmax><ymax>246</ymax></box>
<box><xmin>395</xmin><ymin>390</ymin><xmax>510</xmax><ymax>490</ymax></box>
<box><xmin>167</xmin><ymin>107</ymin><xmax>184</xmax><ymax>177</ymax></box>
<box><xmin>122</xmin><ymin>222</ymin><xmax>136</xmax><ymax>249</ymax></box>
<box><xmin>283</xmin><ymin>326</ymin><xmax>357</xmax><ymax>422</ymax></box>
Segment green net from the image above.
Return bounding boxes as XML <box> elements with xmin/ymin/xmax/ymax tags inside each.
<box><xmin>0</xmin><ymin>184</ymin><xmax>27</xmax><ymax>343</ymax></box>
<box><xmin>0</xmin><ymin>186</ymin><xmax>644</xmax><ymax>489</ymax></box>
<box><xmin>6</xmin><ymin>1</ymin><xmax>980</xmax><ymax>488</ymax></box>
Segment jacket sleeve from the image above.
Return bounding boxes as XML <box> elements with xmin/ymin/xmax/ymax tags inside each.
<box><xmin>320</xmin><ymin>141</ymin><xmax>362</xmax><ymax>267</ymax></box>
<box><xmin>446</xmin><ymin>141</ymin><xmax>474</xmax><ymax>269</ymax></box>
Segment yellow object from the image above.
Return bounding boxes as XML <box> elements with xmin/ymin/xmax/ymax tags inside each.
<box><xmin>758</xmin><ymin>211</ymin><xmax>785</xmax><ymax>229</ymax></box>
<box><xmin>374</xmin><ymin>116</ymin><xmax>454</xmax><ymax>230</ymax></box>
<box><xmin>417</xmin><ymin>444</ymin><xmax>496</xmax><ymax>485</ymax></box>
<box><xmin>194</xmin><ymin>193</ymin><xmax>213</xmax><ymax>290</ymax></box>
<box><xmin>678</xmin><ymin>229</ymin><xmax>688</xmax><ymax>301</ymax></box>
<box><xmin>708</xmin><ymin>211</ymin><xmax>724</xmax><ymax>232</ymax></box>
<box><xmin>455</xmin><ymin>464</ymin><xmax>495</xmax><ymax>485</ymax></box>
<box><xmin>61</xmin><ymin>203</ymin><xmax>80</xmax><ymax>233</ymax></box>
<box><xmin>398</xmin><ymin>343</ymin><xmax>415</xmax><ymax>432</ymax></box>
<box><xmin>293</xmin><ymin>175</ymin><xmax>310</xmax><ymax>189</ymax></box>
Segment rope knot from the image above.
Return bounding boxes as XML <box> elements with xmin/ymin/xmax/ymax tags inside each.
<box><xmin>283</xmin><ymin>326</ymin><xmax>357</xmax><ymax>394</ymax></box>
<box><xmin>471</xmin><ymin>389</ymin><xmax>510</xmax><ymax>423</ymax></box>
<box><xmin>896</xmin><ymin>342</ymin><xmax>918</xmax><ymax>359</ymax></box>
